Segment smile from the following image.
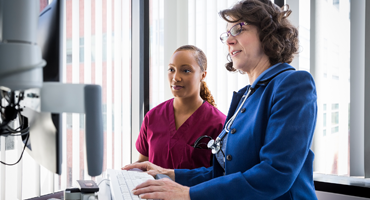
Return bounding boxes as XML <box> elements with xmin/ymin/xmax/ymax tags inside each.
<box><xmin>231</xmin><ymin>50</ymin><xmax>242</xmax><ymax>56</ymax></box>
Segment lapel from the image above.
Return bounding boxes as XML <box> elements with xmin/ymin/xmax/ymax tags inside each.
<box><xmin>223</xmin><ymin>63</ymin><xmax>295</xmax><ymax>128</ymax></box>
<box><xmin>223</xmin><ymin>85</ymin><xmax>248</xmax><ymax>128</ymax></box>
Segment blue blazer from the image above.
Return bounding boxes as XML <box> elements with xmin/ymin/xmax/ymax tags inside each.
<box><xmin>175</xmin><ymin>63</ymin><xmax>318</xmax><ymax>200</ymax></box>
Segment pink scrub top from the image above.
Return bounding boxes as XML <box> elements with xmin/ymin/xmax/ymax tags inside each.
<box><xmin>136</xmin><ymin>98</ymin><xmax>226</xmax><ymax>169</ymax></box>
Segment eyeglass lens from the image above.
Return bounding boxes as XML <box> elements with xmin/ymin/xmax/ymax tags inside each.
<box><xmin>220</xmin><ymin>23</ymin><xmax>242</xmax><ymax>43</ymax></box>
<box><xmin>230</xmin><ymin>24</ymin><xmax>242</xmax><ymax>36</ymax></box>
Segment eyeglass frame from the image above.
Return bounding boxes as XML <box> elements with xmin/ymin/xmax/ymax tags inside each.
<box><xmin>219</xmin><ymin>22</ymin><xmax>248</xmax><ymax>43</ymax></box>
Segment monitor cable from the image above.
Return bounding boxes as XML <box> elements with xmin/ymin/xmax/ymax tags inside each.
<box><xmin>0</xmin><ymin>90</ymin><xmax>31</xmax><ymax>166</ymax></box>
<box><xmin>0</xmin><ymin>132</ymin><xmax>29</xmax><ymax>166</ymax></box>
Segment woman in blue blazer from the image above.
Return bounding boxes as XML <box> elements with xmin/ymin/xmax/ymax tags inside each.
<box><xmin>123</xmin><ymin>0</ymin><xmax>318</xmax><ymax>199</ymax></box>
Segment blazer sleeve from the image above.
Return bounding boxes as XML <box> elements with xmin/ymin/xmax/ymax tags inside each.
<box><xmin>188</xmin><ymin>71</ymin><xmax>317</xmax><ymax>200</ymax></box>
<box><xmin>175</xmin><ymin>166</ymin><xmax>214</xmax><ymax>187</ymax></box>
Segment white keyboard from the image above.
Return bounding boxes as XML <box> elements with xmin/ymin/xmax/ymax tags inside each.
<box><xmin>107</xmin><ymin>169</ymin><xmax>155</xmax><ymax>200</ymax></box>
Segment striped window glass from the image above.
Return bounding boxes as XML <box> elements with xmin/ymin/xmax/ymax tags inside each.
<box><xmin>312</xmin><ymin>0</ymin><xmax>350</xmax><ymax>176</ymax></box>
<box><xmin>0</xmin><ymin>0</ymin><xmax>131</xmax><ymax>199</ymax></box>
<box><xmin>149</xmin><ymin>0</ymin><xmax>246</xmax><ymax>115</ymax></box>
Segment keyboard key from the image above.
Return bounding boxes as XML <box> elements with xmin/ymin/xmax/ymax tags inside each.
<box><xmin>108</xmin><ymin>169</ymin><xmax>155</xmax><ymax>200</ymax></box>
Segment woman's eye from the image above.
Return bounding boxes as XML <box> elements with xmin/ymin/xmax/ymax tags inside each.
<box><xmin>168</xmin><ymin>68</ymin><xmax>175</xmax><ymax>72</ymax></box>
<box><xmin>184</xmin><ymin>69</ymin><xmax>191</xmax><ymax>73</ymax></box>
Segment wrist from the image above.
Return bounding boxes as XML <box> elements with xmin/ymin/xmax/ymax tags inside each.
<box><xmin>163</xmin><ymin>169</ymin><xmax>175</xmax><ymax>181</ymax></box>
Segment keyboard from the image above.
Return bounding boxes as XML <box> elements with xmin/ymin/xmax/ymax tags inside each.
<box><xmin>107</xmin><ymin>169</ymin><xmax>155</xmax><ymax>200</ymax></box>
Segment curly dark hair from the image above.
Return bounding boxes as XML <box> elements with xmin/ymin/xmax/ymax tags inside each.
<box><xmin>219</xmin><ymin>0</ymin><xmax>299</xmax><ymax>72</ymax></box>
<box><xmin>175</xmin><ymin>45</ymin><xmax>217</xmax><ymax>107</ymax></box>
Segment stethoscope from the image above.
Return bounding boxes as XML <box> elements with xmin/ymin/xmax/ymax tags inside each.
<box><xmin>206</xmin><ymin>63</ymin><xmax>292</xmax><ymax>155</ymax></box>
<box><xmin>207</xmin><ymin>87</ymin><xmax>254</xmax><ymax>155</ymax></box>
<box><xmin>207</xmin><ymin>63</ymin><xmax>294</xmax><ymax>157</ymax></box>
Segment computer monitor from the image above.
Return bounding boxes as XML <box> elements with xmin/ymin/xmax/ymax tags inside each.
<box><xmin>1</xmin><ymin>0</ymin><xmax>102</xmax><ymax>177</ymax></box>
<box><xmin>22</xmin><ymin>0</ymin><xmax>63</xmax><ymax>175</ymax></box>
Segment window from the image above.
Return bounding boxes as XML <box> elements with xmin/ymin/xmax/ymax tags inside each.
<box><xmin>331</xmin><ymin>104</ymin><xmax>339</xmax><ymax>133</ymax></box>
<box><xmin>66</xmin><ymin>113</ymin><xmax>72</xmax><ymax>128</ymax></box>
<box><xmin>0</xmin><ymin>137</ymin><xmax>14</xmax><ymax>151</ymax></box>
<box><xmin>67</xmin><ymin>39</ymin><xmax>72</xmax><ymax>64</ymax></box>
<box><xmin>0</xmin><ymin>1</ymin><xmax>132</xmax><ymax>199</ymax></box>
<box><xmin>333</xmin><ymin>0</ymin><xmax>340</xmax><ymax>9</ymax></box>
<box><xmin>149</xmin><ymin>0</ymin><xmax>165</xmax><ymax>109</ymax></box>
<box><xmin>312</xmin><ymin>0</ymin><xmax>350</xmax><ymax>176</ymax></box>
<box><xmin>323</xmin><ymin>104</ymin><xmax>327</xmax><ymax>136</ymax></box>
<box><xmin>149</xmin><ymin>0</ymin><xmax>244</xmax><ymax>115</ymax></box>
<box><xmin>62</xmin><ymin>0</ymin><xmax>132</xmax><ymax>190</ymax></box>
<box><xmin>79</xmin><ymin>114</ymin><xmax>85</xmax><ymax>129</ymax></box>
<box><xmin>1</xmin><ymin>0</ymin><xmax>368</xmax><ymax>199</ymax></box>
<box><xmin>149</xmin><ymin>0</ymin><xmax>352</xmax><ymax>178</ymax></box>
<box><xmin>323</xmin><ymin>39</ymin><xmax>328</xmax><ymax>78</ymax></box>
<box><xmin>79</xmin><ymin>38</ymin><xmax>84</xmax><ymax>63</ymax></box>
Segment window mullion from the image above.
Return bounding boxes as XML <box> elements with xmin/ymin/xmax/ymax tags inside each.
<box><xmin>350</xmin><ymin>0</ymin><xmax>365</xmax><ymax>177</ymax></box>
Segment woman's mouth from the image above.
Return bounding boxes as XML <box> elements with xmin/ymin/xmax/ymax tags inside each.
<box><xmin>172</xmin><ymin>85</ymin><xmax>184</xmax><ymax>90</ymax></box>
<box><xmin>231</xmin><ymin>50</ymin><xmax>242</xmax><ymax>57</ymax></box>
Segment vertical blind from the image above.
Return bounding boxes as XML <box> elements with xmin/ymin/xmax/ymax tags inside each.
<box><xmin>0</xmin><ymin>0</ymin><xmax>358</xmax><ymax>199</ymax></box>
<box><xmin>149</xmin><ymin>0</ymin><xmax>249</xmax><ymax>115</ymax></box>
<box><xmin>0</xmin><ymin>0</ymin><xmax>132</xmax><ymax>199</ymax></box>
<box><xmin>63</xmin><ymin>0</ymin><xmax>132</xmax><ymax>193</ymax></box>
<box><xmin>148</xmin><ymin>0</ymin><xmax>351</xmax><ymax>177</ymax></box>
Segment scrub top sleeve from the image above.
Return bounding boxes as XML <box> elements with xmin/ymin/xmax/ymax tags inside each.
<box><xmin>135</xmin><ymin>114</ymin><xmax>150</xmax><ymax>157</ymax></box>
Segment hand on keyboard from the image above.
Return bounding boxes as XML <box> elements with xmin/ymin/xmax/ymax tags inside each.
<box><xmin>108</xmin><ymin>169</ymin><xmax>157</xmax><ymax>200</ymax></box>
<box><xmin>122</xmin><ymin>161</ymin><xmax>174</xmax><ymax>181</ymax></box>
<box><xmin>132</xmin><ymin>177</ymin><xmax>190</xmax><ymax>200</ymax></box>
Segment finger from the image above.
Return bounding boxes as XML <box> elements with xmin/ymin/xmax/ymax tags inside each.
<box><xmin>132</xmin><ymin>185</ymin><xmax>165</xmax><ymax>196</ymax></box>
<box><xmin>122</xmin><ymin>163</ymin><xmax>147</xmax><ymax>171</ymax></box>
<box><xmin>121</xmin><ymin>163</ymin><xmax>138</xmax><ymax>170</ymax></box>
<box><xmin>146</xmin><ymin>170</ymin><xmax>159</xmax><ymax>177</ymax></box>
<box><xmin>134</xmin><ymin>179</ymin><xmax>160</xmax><ymax>190</ymax></box>
<box><xmin>139</xmin><ymin>191</ymin><xmax>166</xmax><ymax>200</ymax></box>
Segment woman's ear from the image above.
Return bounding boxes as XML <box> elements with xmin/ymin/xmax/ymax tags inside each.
<box><xmin>201</xmin><ymin>71</ymin><xmax>207</xmax><ymax>81</ymax></box>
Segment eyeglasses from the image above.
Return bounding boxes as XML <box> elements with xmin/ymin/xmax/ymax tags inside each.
<box><xmin>220</xmin><ymin>22</ymin><xmax>247</xmax><ymax>43</ymax></box>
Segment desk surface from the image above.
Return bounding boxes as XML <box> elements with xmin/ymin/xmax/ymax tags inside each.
<box><xmin>26</xmin><ymin>191</ymin><xmax>64</xmax><ymax>200</ymax></box>
<box><xmin>25</xmin><ymin>178</ymin><xmax>112</xmax><ymax>200</ymax></box>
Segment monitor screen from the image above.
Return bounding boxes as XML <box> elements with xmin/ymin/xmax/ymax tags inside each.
<box><xmin>22</xmin><ymin>0</ymin><xmax>63</xmax><ymax>175</ymax></box>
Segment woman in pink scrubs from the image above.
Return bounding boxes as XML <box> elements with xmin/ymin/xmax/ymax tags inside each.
<box><xmin>135</xmin><ymin>45</ymin><xmax>226</xmax><ymax>169</ymax></box>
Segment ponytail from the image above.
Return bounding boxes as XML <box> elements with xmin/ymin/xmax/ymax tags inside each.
<box><xmin>200</xmin><ymin>81</ymin><xmax>216</xmax><ymax>107</ymax></box>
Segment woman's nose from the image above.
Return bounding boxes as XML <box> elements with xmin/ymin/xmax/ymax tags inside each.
<box><xmin>172</xmin><ymin>73</ymin><xmax>181</xmax><ymax>82</ymax></box>
<box><xmin>226</xmin><ymin>34</ymin><xmax>236</xmax><ymax>45</ymax></box>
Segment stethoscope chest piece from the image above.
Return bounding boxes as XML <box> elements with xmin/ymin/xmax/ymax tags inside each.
<box><xmin>207</xmin><ymin>139</ymin><xmax>220</xmax><ymax>154</ymax></box>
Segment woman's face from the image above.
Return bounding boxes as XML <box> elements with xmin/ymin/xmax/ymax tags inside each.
<box><xmin>225</xmin><ymin>22</ymin><xmax>266</xmax><ymax>72</ymax></box>
<box><xmin>168</xmin><ymin>50</ymin><xmax>206</xmax><ymax>99</ymax></box>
